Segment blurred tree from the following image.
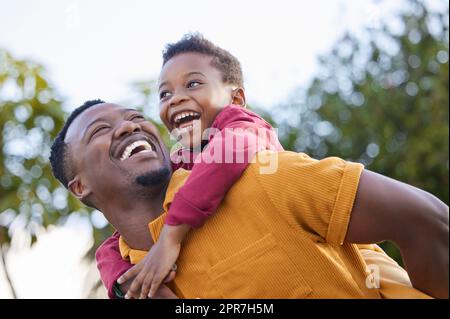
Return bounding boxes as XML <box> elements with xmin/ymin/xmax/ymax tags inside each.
<box><xmin>0</xmin><ymin>49</ymin><xmax>114</xmax><ymax>298</ymax></box>
<box><xmin>0</xmin><ymin>54</ymin><xmax>169</xmax><ymax>298</ymax></box>
<box><xmin>263</xmin><ymin>0</ymin><xmax>448</xmax><ymax>264</ymax></box>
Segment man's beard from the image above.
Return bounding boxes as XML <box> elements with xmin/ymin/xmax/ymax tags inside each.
<box><xmin>135</xmin><ymin>167</ymin><xmax>171</xmax><ymax>187</ymax></box>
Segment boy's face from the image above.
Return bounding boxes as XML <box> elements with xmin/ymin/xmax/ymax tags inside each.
<box><xmin>158</xmin><ymin>52</ymin><xmax>236</xmax><ymax>149</ymax></box>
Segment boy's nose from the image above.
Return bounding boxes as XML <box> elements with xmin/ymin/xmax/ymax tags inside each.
<box><xmin>114</xmin><ymin>120</ymin><xmax>141</xmax><ymax>139</ymax></box>
<box><xmin>169</xmin><ymin>91</ymin><xmax>189</xmax><ymax>107</ymax></box>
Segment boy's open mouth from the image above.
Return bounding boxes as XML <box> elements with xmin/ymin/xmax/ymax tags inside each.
<box><xmin>171</xmin><ymin>111</ymin><xmax>201</xmax><ymax>129</ymax></box>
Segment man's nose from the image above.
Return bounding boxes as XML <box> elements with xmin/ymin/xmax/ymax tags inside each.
<box><xmin>114</xmin><ymin>120</ymin><xmax>141</xmax><ymax>139</ymax></box>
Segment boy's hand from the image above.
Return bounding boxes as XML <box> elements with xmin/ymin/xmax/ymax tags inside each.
<box><xmin>119</xmin><ymin>279</ymin><xmax>179</xmax><ymax>299</ymax></box>
<box><xmin>152</xmin><ymin>283</ymin><xmax>179</xmax><ymax>299</ymax></box>
<box><xmin>118</xmin><ymin>238</ymin><xmax>180</xmax><ymax>299</ymax></box>
<box><xmin>117</xmin><ymin>224</ymin><xmax>190</xmax><ymax>299</ymax></box>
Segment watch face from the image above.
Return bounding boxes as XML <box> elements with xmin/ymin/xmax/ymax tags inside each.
<box><xmin>113</xmin><ymin>281</ymin><xmax>125</xmax><ymax>298</ymax></box>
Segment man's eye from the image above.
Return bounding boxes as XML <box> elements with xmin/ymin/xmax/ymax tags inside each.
<box><xmin>129</xmin><ymin>114</ymin><xmax>145</xmax><ymax>121</ymax></box>
<box><xmin>187</xmin><ymin>81</ymin><xmax>201</xmax><ymax>88</ymax></box>
<box><xmin>92</xmin><ymin>126</ymin><xmax>109</xmax><ymax>137</ymax></box>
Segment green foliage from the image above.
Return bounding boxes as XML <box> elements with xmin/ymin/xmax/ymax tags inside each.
<box><xmin>0</xmin><ymin>49</ymin><xmax>115</xmax><ymax>254</ymax></box>
<box><xmin>260</xmin><ymin>0</ymin><xmax>448</xmax><ymax>264</ymax></box>
<box><xmin>0</xmin><ymin>57</ymin><xmax>169</xmax><ymax>259</ymax></box>
<box><xmin>1</xmin><ymin>49</ymin><xmax>67</xmax><ymax>246</ymax></box>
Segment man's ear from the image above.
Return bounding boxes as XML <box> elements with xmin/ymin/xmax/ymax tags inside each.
<box><xmin>231</xmin><ymin>87</ymin><xmax>246</xmax><ymax>107</ymax></box>
<box><xmin>68</xmin><ymin>176</ymin><xmax>92</xmax><ymax>200</ymax></box>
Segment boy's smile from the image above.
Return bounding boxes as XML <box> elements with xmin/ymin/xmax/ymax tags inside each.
<box><xmin>158</xmin><ymin>52</ymin><xmax>237</xmax><ymax>148</ymax></box>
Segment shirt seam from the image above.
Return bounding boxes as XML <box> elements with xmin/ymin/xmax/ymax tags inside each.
<box><xmin>326</xmin><ymin>162</ymin><xmax>363</xmax><ymax>244</ymax></box>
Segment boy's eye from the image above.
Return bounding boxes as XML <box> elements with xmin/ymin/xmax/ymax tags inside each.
<box><xmin>159</xmin><ymin>91</ymin><xmax>171</xmax><ymax>100</ymax></box>
<box><xmin>187</xmin><ymin>81</ymin><xmax>201</xmax><ymax>88</ymax></box>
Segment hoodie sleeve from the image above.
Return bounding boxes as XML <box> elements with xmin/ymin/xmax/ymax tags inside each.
<box><xmin>165</xmin><ymin>105</ymin><xmax>284</xmax><ymax>227</ymax></box>
<box><xmin>95</xmin><ymin>232</ymin><xmax>133</xmax><ymax>298</ymax></box>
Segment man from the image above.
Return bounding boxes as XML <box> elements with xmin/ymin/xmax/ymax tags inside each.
<box><xmin>50</xmin><ymin>100</ymin><xmax>449</xmax><ymax>299</ymax></box>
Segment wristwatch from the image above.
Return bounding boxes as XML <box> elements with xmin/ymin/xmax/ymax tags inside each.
<box><xmin>112</xmin><ymin>281</ymin><xmax>125</xmax><ymax>299</ymax></box>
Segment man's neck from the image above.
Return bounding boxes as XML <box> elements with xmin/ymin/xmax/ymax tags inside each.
<box><xmin>102</xmin><ymin>186</ymin><xmax>167</xmax><ymax>251</ymax></box>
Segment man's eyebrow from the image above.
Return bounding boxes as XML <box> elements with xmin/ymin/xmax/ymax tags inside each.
<box><xmin>83</xmin><ymin>117</ymin><xmax>108</xmax><ymax>141</ymax></box>
<box><xmin>123</xmin><ymin>108</ymin><xmax>139</xmax><ymax>114</ymax></box>
<box><xmin>82</xmin><ymin>109</ymin><xmax>138</xmax><ymax>141</ymax></box>
<box><xmin>158</xmin><ymin>71</ymin><xmax>206</xmax><ymax>91</ymax></box>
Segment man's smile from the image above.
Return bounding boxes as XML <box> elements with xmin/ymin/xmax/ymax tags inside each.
<box><xmin>120</xmin><ymin>140</ymin><xmax>155</xmax><ymax>161</ymax></box>
<box><xmin>112</xmin><ymin>133</ymin><xmax>159</xmax><ymax>162</ymax></box>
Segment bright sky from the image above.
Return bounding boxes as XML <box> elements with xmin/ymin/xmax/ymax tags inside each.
<box><xmin>0</xmin><ymin>215</ymin><xmax>96</xmax><ymax>298</ymax></box>
<box><xmin>0</xmin><ymin>0</ymin><xmax>413</xmax><ymax>112</ymax></box>
<box><xmin>0</xmin><ymin>0</ymin><xmax>444</xmax><ymax>299</ymax></box>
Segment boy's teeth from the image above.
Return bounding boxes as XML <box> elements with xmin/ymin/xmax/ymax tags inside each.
<box><xmin>120</xmin><ymin>140</ymin><xmax>153</xmax><ymax>161</ymax></box>
<box><xmin>174</xmin><ymin>111</ymin><xmax>200</xmax><ymax>124</ymax></box>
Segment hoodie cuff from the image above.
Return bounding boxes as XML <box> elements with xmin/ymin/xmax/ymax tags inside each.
<box><xmin>165</xmin><ymin>193</ymin><xmax>210</xmax><ymax>228</ymax></box>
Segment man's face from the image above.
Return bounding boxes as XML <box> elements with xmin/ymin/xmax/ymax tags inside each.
<box><xmin>65</xmin><ymin>103</ymin><xmax>171</xmax><ymax>203</ymax></box>
<box><xmin>158</xmin><ymin>52</ymin><xmax>236</xmax><ymax>149</ymax></box>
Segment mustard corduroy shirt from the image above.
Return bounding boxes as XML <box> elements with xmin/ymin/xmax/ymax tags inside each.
<box><xmin>119</xmin><ymin>151</ymin><xmax>429</xmax><ymax>298</ymax></box>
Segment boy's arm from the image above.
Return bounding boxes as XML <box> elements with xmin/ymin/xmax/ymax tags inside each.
<box><xmin>119</xmin><ymin>108</ymin><xmax>283</xmax><ymax>298</ymax></box>
<box><xmin>97</xmin><ymin>232</ymin><xmax>180</xmax><ymax>299</ymax></box>
<box><xmin>117</xmin><ymin>224</ymin><xmax>188</xmax><ymax>299</ymax></box>
<box><xmin>166</xmin><ymin>121</ymin><xmax>283</xmax><ymax>227</ymax></box>
<box><xmin>95</xmin><ymin>232</ymin><xmax>133</xmax><ymax>298</ymax></box>
<box><xmin>345</xmin><ymin>170</ymin><xmax>449</xmax><ymax>299</ymax></box>
<box><xmin>120</xmin><ymin>122</ymin><xmax>280</xmax><ymax>299</ymax></box>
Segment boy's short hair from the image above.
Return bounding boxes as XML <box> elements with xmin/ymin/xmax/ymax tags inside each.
<box><xmin>162</xmin><ymin>33</ymin><xmax>244</xmax><ymax>88</ymax></box>
<box><xmin>50</xmin><ymin>99</ymin><xmax>105</xmax><ymax>189</ymax></box>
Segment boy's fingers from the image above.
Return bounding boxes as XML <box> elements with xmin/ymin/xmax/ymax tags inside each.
<box><xmin>148</xmin><ymin>276</ymin><xmax>164</xmax><ymax>298</ymax></box>
<box><xmin>117</xmin><ymin>272</ymin><xmax>131</xmax><ymax>285</ymax></box>
<box><xmin>125</xmin><ymin>273</ymin><xmax>145</xmax><ymax>299</ymax></box>
<box><xmin>163</xmin><ymin>270</ymin><xmax>176</xmax><ymax>283</ymax></box>
<box><xmin>140</xmin><ymin>274</ymin><xmax>154</xmax><ymax>299</ymax></box>
<box><xmin>118</xmin><ymin>264</ymin><xmax>141</xmax><ymax>284</ymax></box>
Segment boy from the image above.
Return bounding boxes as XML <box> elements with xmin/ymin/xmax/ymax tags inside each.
<box><xmin>96</xmin><ymin>34</ymin><xmax>431</xmax><ymax>299</ymax></box>
<box><xmin>120</xmin><ymin>33</ymin><xmax>283</xmax><ymax>298</ymax></box>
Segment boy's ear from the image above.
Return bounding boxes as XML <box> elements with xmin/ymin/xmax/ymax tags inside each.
<box><xmin>231</xmin><ymin>88</ymin><xmax>246</xmax><ymax>107</ymax></box>
<box><xmin>68</xmin><ymin>176</ymin><xmax>92</xmax><ymax>200</ymax></box>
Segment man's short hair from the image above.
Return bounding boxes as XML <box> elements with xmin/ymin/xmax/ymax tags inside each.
<box><xmin>162</xmin><ymin>33</ymin><xmax>244</xmax><ymax>88</ymax></box>
<box><xmin>50</xmin><ymin>99</ymin><xmax>105</xmax><ymax>189</ymax></box>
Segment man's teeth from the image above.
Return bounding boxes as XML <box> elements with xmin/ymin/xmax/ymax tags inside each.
<box><xmin>173</xmin><ymin>111</ymin><xmax>200</xmax><ymax>124</ymax></box>
<box><xmin>120</xmin><ymin>140</ymin><xmax>153</xmax><ymax>161</ymax></box>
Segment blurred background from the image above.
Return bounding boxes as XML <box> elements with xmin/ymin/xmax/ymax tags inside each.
<box><xmin>0</xmin><ymin>0</ymin><xmax>448</xmax><ymax>298</ymax></box>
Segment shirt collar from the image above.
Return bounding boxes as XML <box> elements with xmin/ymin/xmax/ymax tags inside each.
<box><xmin>119</xmin><ymin>168</ymin><xmax>190</xmax><ymax>263</ymax></box>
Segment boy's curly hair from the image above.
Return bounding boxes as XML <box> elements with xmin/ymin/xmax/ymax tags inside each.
<box><xmin>162</xmin><ymin>33</ymin><xmax>244</xmax><ymax>88</ymax></box>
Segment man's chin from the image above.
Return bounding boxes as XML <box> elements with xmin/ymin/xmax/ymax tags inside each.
<box><xmin>135</xmin><ymin>167</ymin><xmax>171</xmax><ymax>187</ymax></box>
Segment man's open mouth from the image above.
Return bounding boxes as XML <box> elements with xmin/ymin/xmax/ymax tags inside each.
<box><xmin>118</xmin><ymin>139</ymin><xmax>157</xmax><ymax>161</ymax></box>
<box><xmin>171</xmin><ymin>111</ymin><xmax>201</xmax><ymax>130</ymax></box>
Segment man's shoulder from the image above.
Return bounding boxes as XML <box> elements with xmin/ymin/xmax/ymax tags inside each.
<box><xmin>249</xmin><ymin>151</ymin><xmax>315</xmax><ymax>175</ymax></box>
<box><xmin>248</xmin><ymin>151</ymin><xmax>361</xmax><ymax>184</ymax></box>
